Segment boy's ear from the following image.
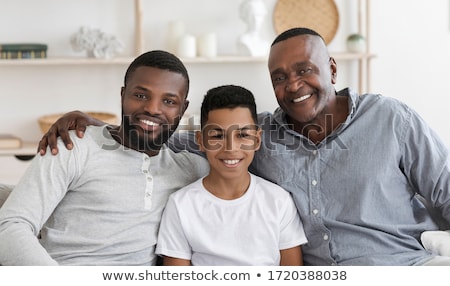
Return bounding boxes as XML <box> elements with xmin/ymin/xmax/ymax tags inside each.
<box><xmin>254</xmin><ymin>128</ymin><xmax>262</xmax><ymax>151</ymax></box>
<box><xmin>195</xmin><ymin>130</ymin><xmax>205</xmax><ymax>152</ymax></box>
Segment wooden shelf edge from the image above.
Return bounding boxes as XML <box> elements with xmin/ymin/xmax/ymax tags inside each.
<box><xmin>0</xmin><ymin>56</ymin><xmax>269</xmax><ymax>66</ymax></box>
<box><xmin>0</xmin><ymin>57</ymin><xmax>135</xmax><ymax>66</ymax></box>
<box><xmin>0</xmin><ymin>53</ymin><xmax>375</xmax><ymax>66</ymax></box>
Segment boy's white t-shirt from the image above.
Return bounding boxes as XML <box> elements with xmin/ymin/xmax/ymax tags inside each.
<box><xmin>156</xmin><ymin>173</ymin><xmax>307</xmax><ymax>266</ymax></box>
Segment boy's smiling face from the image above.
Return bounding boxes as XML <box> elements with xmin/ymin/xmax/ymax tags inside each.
<box><xmin>197</xmin><ymin>107</ymin><xmax>261</xmax><ymax>181</ymax></box>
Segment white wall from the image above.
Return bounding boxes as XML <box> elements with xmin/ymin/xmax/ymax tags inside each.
<box><xmin>370</xmin><ymin>0</ymin><xmax>450</xmax><ymax>146</ymax></box>
<box><xmin>1</xmin><ymin>0</ymin><xmax>449</xmax><ymax>146</ymax></box>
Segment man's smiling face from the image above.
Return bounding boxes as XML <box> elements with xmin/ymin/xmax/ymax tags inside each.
<box><xmin>120</xmin><ymin>66</ymin><xmax>189</xmax><ymax>152</ymax></box>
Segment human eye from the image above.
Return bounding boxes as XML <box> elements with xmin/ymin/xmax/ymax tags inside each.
<box><xmin>163</xmin><ymin>95</ymin><xmax>181</xmax><ymax>106</ymax></box>
<box><xmin>299</xmin><ymin>67</ymin><xmax>313</xmax><ymax>76</ymax></box>
<box><xmin>135</xmin><ymin>93</ymin><xmax>147</xmax><ymax>99</ymax></box>
<box><xmin>238</xmin><ymin>131</ymin><xmax>250</xmax><ymax>138</ymax></box>
<box><xmin>206</xmin><ymin>130</ymin><xmax>224</xmax><ymax>140</ymax></box>
<box><xmin>271</xmin><ymin>73</ymin><xmax>286</xmax><ymax>83</ymax></box>
<box><xmin>163</xmin><ymin>98</ymin><xmax>176</xmax><ymax>105</ymax></box>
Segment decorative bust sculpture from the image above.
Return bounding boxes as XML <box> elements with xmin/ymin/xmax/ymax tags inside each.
<box><xmin>237</xmin><ymin>0</ymin><xmax>269</xmax><ymax>57</ymax></box>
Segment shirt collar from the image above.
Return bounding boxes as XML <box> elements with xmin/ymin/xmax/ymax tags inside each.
<box><xmin>338</xmin><ymin>87</ymin><xmax>359</xmax><ymax>119</ymax></box>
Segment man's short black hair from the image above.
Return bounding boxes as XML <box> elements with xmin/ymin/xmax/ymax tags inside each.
<box><xmin>124</xmin><ymin>50</ymin><xmax>190</xmax><ymax>96</ymax></box>
<box><xmin>271</xmin><ymin>27</ymin><xmax>325</xmax><ymax>46</ymax></box>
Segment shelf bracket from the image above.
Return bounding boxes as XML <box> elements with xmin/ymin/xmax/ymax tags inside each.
<box><xmin>134</xmin><ymin>0</ymin><xmax>144</xmax><ymax>56</ymax></box>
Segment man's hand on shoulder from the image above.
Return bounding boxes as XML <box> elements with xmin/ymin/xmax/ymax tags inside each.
<box><xmin>38</xmin><ymin>110</ymin><xmax>106</xmax><ymax>156</ymax></box>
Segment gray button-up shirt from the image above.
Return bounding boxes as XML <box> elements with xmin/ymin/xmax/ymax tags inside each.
<box><xmin>249</xmin><ymin>88</ymin><xmax>450</xmax><ymax>265</ymax></box>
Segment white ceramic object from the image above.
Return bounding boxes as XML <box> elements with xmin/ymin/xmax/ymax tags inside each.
<box><xmin>70</xmin><ymin>26</ymin><xmax>124</xmax><ymax>59</ymax></box>
<box><xmin>177</xmin><ymin>34</ymin><xmax>197</xmax><ymax>58</ymax></box>
<box><xmin>197</xmin><ymin>33</ymin><xmax>217</xmax><ymax>58</ymax></box>
<box><xmin>166</xmin><ymin>20</ymin><xmax>185</xmax><ymax>54</ymax></box>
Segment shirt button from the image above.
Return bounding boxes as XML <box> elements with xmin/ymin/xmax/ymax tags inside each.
<box><xmin>145</xmin><ymin>192</ymin><xmax>151</xmax><ymax>197</ymax></box>
<box><xmin>323</xmin><ymin>234</ymin><xmax>329</xmax><ymax>241</ymax></box>
<box><xmin>312</xmin><ymin>209</ymin><xmax>319</xmax><ymax>215</ymax></box>
<box><xmin>331</xmin><ymin>263</ymin><xmax>337</xmax><ymax>266</ymax></box>
<box><xmin>147</xmin><ymin>176</ymin><xmax>153</xmax><ymax>182</ymax></box>
<box><xmin>143</xmin><ymin>170</ymin><xmax>148</xmax><ymax>174</ymax></box>
<box><xmin>312</xmin><ymin>180</ymin><xmax>317</xmax><ymax>186</ymax></box>
<box><xmin>312</xmin><ymin>150</ymin><xmax>317</xmax><ymax>155</ymax></box>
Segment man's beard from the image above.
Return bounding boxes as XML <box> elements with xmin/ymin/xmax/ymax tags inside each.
<box><xmin>122</xmin><ymin>114</ymin><xmax>179</xmax><ymax>152</ymax></box>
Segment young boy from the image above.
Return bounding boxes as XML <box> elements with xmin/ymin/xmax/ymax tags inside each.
<box><xmin>155</xmin><ymin>85</ymin><xmax>307</xmax><ymax>266</ymax></box>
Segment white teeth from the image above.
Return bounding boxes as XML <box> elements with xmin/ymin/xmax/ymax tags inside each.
<box><xmin>140</xmin><ymin>119</ymin><xmax>159</xmax><ymax>126</ymax></box>
<box><xmin>293</xmin><ymin>94</ymin><xmax>312</xmax><ymax>103</ymax></box>
<box><xmin>223</xmin><ymin>159</ymin><xmax>240</xmax><ymax>165</ymax></box>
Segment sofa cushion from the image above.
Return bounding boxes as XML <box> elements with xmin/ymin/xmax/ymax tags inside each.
<box><xmin>421</xmin><ymin>230</ymin><xmax>450</xmax><ymax>256</ymax></box>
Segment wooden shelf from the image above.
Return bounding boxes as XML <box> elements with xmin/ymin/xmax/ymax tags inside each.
<box><xmin>0</xmin><ymin>56</ymin><xmax>268</xmax><ymax>66</ymax></box>
<box><xmin>0</xmin><ymin>57</ymin><xmax>135</xmax><ymax>66</ymax></box>
<box><xmin>0</xmin><ymin>53</ymin><xmax>375</xmax><ymax>66</ymax></box>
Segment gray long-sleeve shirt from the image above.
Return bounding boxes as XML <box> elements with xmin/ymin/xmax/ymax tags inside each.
<box><xmin>0</xmin><ymin>125</ymin><xmax>209</xmax><ymax>265</ymax></box>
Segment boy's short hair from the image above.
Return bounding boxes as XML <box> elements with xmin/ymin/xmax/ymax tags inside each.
<box><xmin>200</xmin><ymin>85</ymin><xmax>258</xmax><ymax>128</ymax></box>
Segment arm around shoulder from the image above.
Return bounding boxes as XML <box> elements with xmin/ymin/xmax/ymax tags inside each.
<box><xmin>38</xmin><ymin>110</ymin><xmax>110</xmax><ymax>156</ymax></box>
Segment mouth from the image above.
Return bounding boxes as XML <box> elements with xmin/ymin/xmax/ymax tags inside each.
<box><xmin>292</xmin><ymin>93</ymin><xmax>312</xmax><ymax>103</ymax></box>
<box><xmin>138</xmin><ymin>118</ymin><xmax>161</xmax><ymax>131</ymax></box>
<box><xmin>222</xmin><ymin>159</ymin><xmax>241</xmax><ymax>167</ymax></box>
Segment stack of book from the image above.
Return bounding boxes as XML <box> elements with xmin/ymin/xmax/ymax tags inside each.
<box><xmin>0</xmin><ymin>43</ymin><xmax>48</xmax><ymax>59</ymax></box>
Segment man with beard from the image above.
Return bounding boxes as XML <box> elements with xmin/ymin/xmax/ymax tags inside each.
<box><xmin>0</xmin><ymin>50</ymin><xmax>209</xmax><ymax>265</ymax></box>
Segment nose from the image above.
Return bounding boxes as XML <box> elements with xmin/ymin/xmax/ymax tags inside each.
<box><xmin>143</xmin><ymin>99</ymin><xmax>162</xmax><ymax>115</ymax></box>
<box><xmin>285</xmin><ymin>76</ymin><xmax>304</xmax><ymax>93</ymax></box>
<box><xmin>224</xmin><ymin>130</ymin><xmax>240</xmax><ymax>151</ymax></box>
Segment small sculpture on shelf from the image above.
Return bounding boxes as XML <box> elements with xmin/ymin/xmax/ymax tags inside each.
<box><xmin>236</xmin><ymin>0</ymin><xmax>269</xmax><ymax>57</ymax></box>
<box><xmin>70</xmin><ymin>26</ymin><xmax>124</xmax><ymax>59</ymax></box>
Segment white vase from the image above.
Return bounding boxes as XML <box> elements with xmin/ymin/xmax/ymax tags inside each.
<box><xmin>177</xmin><ymin>34</ymin><xmax>196</xmax><ymax>58</ymax></box>
<box><xmin>197</xmin><ymin>33</ymin><xmax>217</xmax><ymax>58</ymax></box>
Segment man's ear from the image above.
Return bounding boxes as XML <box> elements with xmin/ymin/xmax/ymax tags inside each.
<box><xmin>120</xmin><ymin>86</ymin><xmax>125</xmax><ymax>105</ymax></box>
<box><xmin>195</xmin><ymin>130</ymin><xmax>205</xmax><ymax>152</ymax></box>
<box><xmin>329</xmin><ymin>57</ymin><xmax>337</xmax><ymax>84</ymax></box>
<box><xmin>182</xmin><ymin>99</ymin><xmax>190</xmax><ymax>115</ymax></box>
